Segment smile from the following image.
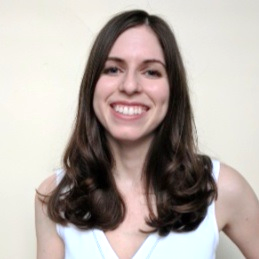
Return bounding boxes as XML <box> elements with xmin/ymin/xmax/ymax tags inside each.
<box><xmin>112</xmin><ymin>104</ymin><xmax>148</xmax><ymax>115</ymax></box>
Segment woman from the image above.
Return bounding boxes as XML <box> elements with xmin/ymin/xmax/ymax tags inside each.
<box><xmin>35</xmin><ymin>10</ymin><xmax>259</xmax><ymax>259</ymax></box>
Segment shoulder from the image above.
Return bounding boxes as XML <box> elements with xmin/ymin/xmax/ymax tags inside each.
<box><xmin>216</xmin><ymin>163</ymin><xmax>258</xmax><ymax>227</ymax></box>
<box><xmin>217</xmin><ymin>163</ymin><xmax>252</xmax><ymax>202</ymax></box>
<box><xmin>35</xmin><ymin>173</ymin><xmax>57</xmax><ymax>222</ymax></box>
<box><xmin>37</xmin><ymin>173</ymin><xmax>57</xmax><ymax>196</ymax></box>
<box><xmin>35</xmin><ymin>174</ymin><xmax>64</xmax><ymax>259</ymax></box>
<box><xmin>216</xmin><ymin>163</ymin><xmax>259</xmax><ymax>258</ymax></box>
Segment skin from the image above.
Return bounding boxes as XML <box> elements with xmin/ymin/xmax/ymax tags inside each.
<box><xmin>35</xmin><ymin>25</ymin><xmax>259</xmax><ymax>259</ymax></box>
<box><xmin>93</xmin><ymin>25</ymin><xmax>169</xmax><ymax>148</ymax></box>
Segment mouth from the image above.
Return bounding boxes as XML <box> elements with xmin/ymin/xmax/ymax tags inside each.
<box><xmin>111</xmin><ymin>104</ymin><xmax>148</xmax><ymax>116</ymax></box>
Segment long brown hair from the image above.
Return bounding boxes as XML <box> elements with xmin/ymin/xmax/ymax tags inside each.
<box><xmin>45</xmin><ymin>10</ymin><xmax>217</xmax><ymax>236</ymax></box>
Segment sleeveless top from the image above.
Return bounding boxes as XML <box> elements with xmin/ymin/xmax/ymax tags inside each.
<box><xmin>56</xmin><ymin>160</ymin><xmax>220</xmax><ymax>259</ymax></box>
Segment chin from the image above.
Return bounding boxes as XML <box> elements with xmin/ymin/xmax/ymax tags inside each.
<box><xmin>108</xmin><ymin>132</ymin><xmax>154</xmax><ymax>145</ymax></box>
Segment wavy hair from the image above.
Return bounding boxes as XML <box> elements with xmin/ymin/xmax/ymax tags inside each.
<box><xmin>45</xmin><ymin>10</ymin><xmax>217</xmax><ymax>236</ymax></box>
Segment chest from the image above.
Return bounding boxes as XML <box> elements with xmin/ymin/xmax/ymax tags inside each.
<box><xmin>104</xmin><ymin>216</ymin><xmax>151</xmax><ymax>259</ymax></box>
<box><xmin>58</xmin><ymin>214</ymin><xmax>218</xmax><ymax>259</ymax></box>
<box><xmin>58</xmin><ymin>194</ymin><xmax>218</xmax><ymax>258</ymax></box>
<box><xmin>103</xmin><ymin>193</ymin><xmax>154</xmax><ymax>258</ymax></box>
<box><xmin>60</xmin><ymin>202</ymin><xmax>217</xmax><ymax>259</ymax></box>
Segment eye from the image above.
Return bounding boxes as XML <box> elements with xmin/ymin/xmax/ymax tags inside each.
<box><xmin>145</xmin><ymin>69</ymin><xmax>162</xmax><ymax>78</ymax></box>
<box><xmin>102</xmin><ymin>66</ymin><xmax>120</xmax><ymax>75</ymax></box>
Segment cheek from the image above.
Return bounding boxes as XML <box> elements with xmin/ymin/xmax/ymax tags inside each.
<box><xmin>93</xmin><ymin>79</ymin><xmax>106</xmax><ymax>108</ymax></box>
<box><xmin>92</xmin><ymin>85</ymin><xmax>103</xmax><ymax>120</ymax></box>
<box><xmin>92</xmin><ymin>79</ymin><xmax>115</xmax><ymax>124</ymax></box>
<box><xmin>93</xmin><ymin>93</ymin><xmax>106</xmax><ymax>130</ymax></box>
<box><xmin>157</xmin><ymin>84</ymin><xmax>170</xmax><ymax>119</ymax></box>
<box><xmin>92</xmin><ymin>92</ymin><xmax>98</xmax><ymax>115</ymax></box>
<box><xmin>161</xmin><ymin>89</ymin><xmax>170</xmax><ymax>105</ymax></box>
<box><xmin>152</xmin><ymin>82</ymin><xmax>170</xmax><ymax>107</ymax></box>
<box><xmin>93</xmin><ymin>77</ymin><xmax>117</xmax><ymax>103</ymax></box>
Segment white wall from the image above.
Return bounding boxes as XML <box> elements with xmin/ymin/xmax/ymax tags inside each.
<box><xmin>0</xmin><ymin>1</ymin><xmax>258</xmax><ymax>258</ymax></box>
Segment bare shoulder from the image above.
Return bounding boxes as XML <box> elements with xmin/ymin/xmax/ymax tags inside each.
<box><xmin>35</xmin><ymin>174</ymin><xmax>64</xmax><ymax>259</ymax></box>
<box><xmin>36</xmin><ymin>174</ymin><xmax>57</xmax><ymax>196</ymax></box>
<box><xmin>35</xmin><ymin>174</ymin><xmax>57</xmax><ymax>228</ymax></box>
<box><xmin>216</xmin><ymin>163</ymin><xmax>256</xmax><ymax>206</ymax></box>
<box><xmin>216</xmin><ymin>163</ymin><xmax>259</xmax><ymax>258</ymax></box>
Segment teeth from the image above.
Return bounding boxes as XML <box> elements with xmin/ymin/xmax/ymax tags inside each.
<box><xmin>129</xmin><ymin>107</ymin><xmax>134</xmax><ymax>115</ymax></box>
<box><xmin>113</xmin><ymin>105</ymin><xmax>146</xmax><ymax>115</ymax></box>
<box><xmin>123</xmin><ymin>106</ymin><xmax>128</xmax><ymax>114</ymax></box>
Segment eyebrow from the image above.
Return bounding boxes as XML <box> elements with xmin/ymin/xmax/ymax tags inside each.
<box><xmin>106</xmin><ymin>57</ymin><xmax>166</xmax><ymax>68</ymax></box>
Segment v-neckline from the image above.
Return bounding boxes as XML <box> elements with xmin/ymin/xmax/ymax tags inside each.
<box><xmin>92</xmin><ymin>229</ymin><xmax>160</xmax><ymax>259</ymax></box>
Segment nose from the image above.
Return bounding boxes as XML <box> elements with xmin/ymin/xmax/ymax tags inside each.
<box><xmin>119</xmin><ymin>71</ymin><xmax>141</xmax><ymax>95</ymax></box>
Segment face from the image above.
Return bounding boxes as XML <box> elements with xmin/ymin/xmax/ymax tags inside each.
<box><xmin>93</xmin><ymin>25</ymin><xmax>169</xmax><ymax>145</ymax></box>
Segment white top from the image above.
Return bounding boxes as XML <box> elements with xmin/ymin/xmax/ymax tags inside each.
<box><xmin>56</xmin><ymin>160</ymin><xmax>220</xmax><ymax>259</ymax></box>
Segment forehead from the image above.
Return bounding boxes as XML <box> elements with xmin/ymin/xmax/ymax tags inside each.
<box><xmin>108</xmin><ymin>25</ymin><xmax>165</xmax><ymax>62</ymax></box>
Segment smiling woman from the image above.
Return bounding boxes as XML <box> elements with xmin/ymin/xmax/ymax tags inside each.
<box><xmin>93</xmin><ymin>26</ymin><xmax>169</xmax><ymax>144</ymax></box>
<box><xmin>35</xmin><ymin>10</ymin><xmax>259</xmax><ymax>259</ymax></box>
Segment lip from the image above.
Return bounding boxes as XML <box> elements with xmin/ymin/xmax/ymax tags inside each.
<box><xmin>110</xmin><ymin>101</ymin><xmax>149</xmax><ymax>107</ymax></box>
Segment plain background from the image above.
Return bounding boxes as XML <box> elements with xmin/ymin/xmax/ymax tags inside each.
<box><xmin>0</xmin><ymin>1</ymin><xmax>258</xmax><ymax>258</ymax></box>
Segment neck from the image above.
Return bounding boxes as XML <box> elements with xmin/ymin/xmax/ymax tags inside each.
<box><xmin>107</xmin><ymin>135</ymin><xmax>153</xmax><ymax>185</ymax></box>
